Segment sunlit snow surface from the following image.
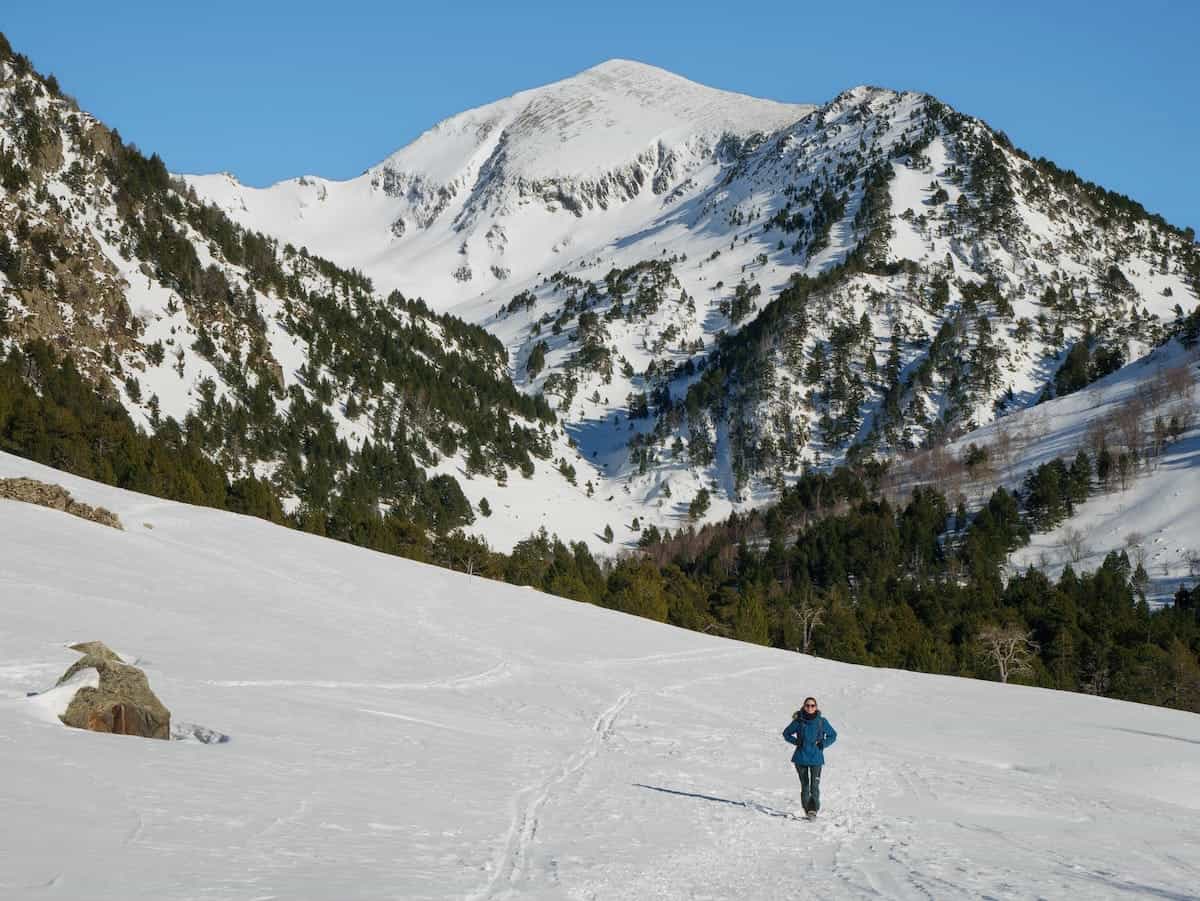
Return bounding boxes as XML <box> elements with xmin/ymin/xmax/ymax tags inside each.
<box><xmin>2</xmin><ymin>451</ymin><xmax>1199</xmax><ymax>900</ymax></box>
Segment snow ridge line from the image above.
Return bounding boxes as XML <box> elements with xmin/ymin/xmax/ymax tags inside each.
<box><xmin>473</xmin><ymin>690</ymin><xmax>635</xmax><ymax>901</ymax></box>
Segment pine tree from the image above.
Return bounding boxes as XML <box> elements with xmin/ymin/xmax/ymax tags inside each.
<box><xmin>733</xmin><ymin>586</ymin><xmax>770</xmax><ymax>645</ymax></box>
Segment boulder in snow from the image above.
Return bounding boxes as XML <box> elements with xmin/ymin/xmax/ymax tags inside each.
<box><xmin>55</xmin><ymin>642</ymin><xmax>170</xmax><ymax>740</ymax></box>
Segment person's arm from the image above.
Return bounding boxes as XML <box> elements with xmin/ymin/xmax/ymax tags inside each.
<box><xmin>782</xmin><ymin>717</ymin><xmax>800</xmax><ymax>745</ymax></box>
<box><xmin>820</xmin><ymin>719</ymin><xmax>837</xmax><ymax>749</ymax></box>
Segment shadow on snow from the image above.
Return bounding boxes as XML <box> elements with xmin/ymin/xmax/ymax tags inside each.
<box><xmin>633</xmin><ymin>783</ymin><xmax>800</xmax><ymax>821</ymax></box>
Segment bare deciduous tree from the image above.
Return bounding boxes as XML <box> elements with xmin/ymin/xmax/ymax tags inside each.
<box><xmin>1024</xmin><ymin>412</ymin><xmax>1050</xmax><ymax>444</ymax></box>
<box><xmin>1163</xmin><ymin>363</ymin><xmax>1196</xmax><ymax>403</ymax></box>
<box><xmin>1150</xmin><ymin>415</ymin><xmax>1170</xmax><ymax>464</ymax></box>
<box><xmin>793</xmin><ymin>596</ymin><xmax>825</xmax><ymax>654</ymax></box>
<box><xmin>978</xmin><ymin>625</ymin><xmax>1040</xmax><ymax>684</ymax></box>
<box><xmin>716</xmin><ymin>543</ymin><xmax>739</xmax><ymax>578</ymax></box>
<box><xmin>1085</xmin><ymin>416</ymin><xmax>1110</xmax><ymax>462</ymax></box>
<box><xmin>1113</xmin><ymin>395</ymin><xmax>1147</xmax><ymax>461</ymax></box>
<box><xmin>1062</xmin><ymin>526</ymin><xmax>1090</xmax><ymax>564</ymax></box>
<box><xmin>1162</xmin><ymin>402</ymin><xmax>1194</xmax><ymax>445</ymax></box>
<box><xmin>1117</xmin><ymin>450</ymin><xmax>1134</xmax><ymax>491</ymax></box>
<box><xmin>1139</xmin><ymin>366</ymin><xmax>1171</xmax><ymax>410</ymax></box>
<box><xmin>993</xmin><ymin>424</ymin><xmax>1014</xmax><ymax>470</ymax></box>
<box><xmin>927</xmin><ymin>445</ymin><xmax>964</xmax><ymax>493</ymax></box>
<box><xmin>1081</xmin><ymin>660</ymin><xmax>1110</xmax><ymax>696</ymax></box>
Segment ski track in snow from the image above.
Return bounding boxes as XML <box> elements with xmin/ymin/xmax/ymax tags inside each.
<box><xmin>473</xmin><ymin>690</ymin><xmax>635</xmax><ymax>900</ymax></box>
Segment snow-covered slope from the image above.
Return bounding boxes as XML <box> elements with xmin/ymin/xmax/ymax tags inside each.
<box><xmin>0</xmin><ymin>51</ymin><xmax>617</xmax><ymax>554</ymax></box>
<box><xmin>916</xmin><ymin>339</ymin><xmax>1200</xmax><ymax>603</ymax></box>
<box><xmin>3</xmin><ymin>451</ymin><xmax>1199</xmax><ymax>899</ymax></box>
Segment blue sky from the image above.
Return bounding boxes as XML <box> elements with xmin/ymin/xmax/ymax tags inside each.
<box><xmin>5</xmin><ymin>0</ymin><xmax>1197</xmax><ymax>230</ymax></box>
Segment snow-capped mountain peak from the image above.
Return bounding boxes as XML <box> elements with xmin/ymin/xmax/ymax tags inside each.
<box><xmin>184</xmin><ymin>62</ymin><xmax>814</xmax><ymax>309</ymax></box>
<box><xmin>380</xmin><ymin>57</ymin><xmax>810</xmax><ymax>177</ymax></box>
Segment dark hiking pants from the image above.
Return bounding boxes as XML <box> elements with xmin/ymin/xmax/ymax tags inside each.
<box><xmin>794</xmin><ymin>764</ymin><xmax>822</xmax><ymax>812</ymax></box>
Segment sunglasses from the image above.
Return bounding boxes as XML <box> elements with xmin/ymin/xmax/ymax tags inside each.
<box><xmin>803</xmin><ymin>702</ymin><xmax>817</xmax><ymax>708</ymax></box>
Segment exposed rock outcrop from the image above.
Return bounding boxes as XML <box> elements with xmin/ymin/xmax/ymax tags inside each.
<box><xmin>0</xmin><ymin>478</ymin><xmax>123</xmax><ymax>530</ymax></box>
<box><xmin>56</xmin><ymin>642</ymin><xmax>170</xmax><ymax>740</ymax></box>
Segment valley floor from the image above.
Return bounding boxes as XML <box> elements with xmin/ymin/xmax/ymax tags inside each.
<box><xmin>2</xmin><ymin>451</ymin><xmax>1199</xmax><ymax>900</ymax></box>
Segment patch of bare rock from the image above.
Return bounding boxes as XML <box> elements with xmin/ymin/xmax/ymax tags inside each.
<box><xmin>0</xmin><ymin>477</ymin><xmax>123</xmax><ymax>529</ymax></box>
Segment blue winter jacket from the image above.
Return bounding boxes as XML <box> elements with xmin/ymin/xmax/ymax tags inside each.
<box><xmin>783</xmin><ymin>711</ymin><xmax>837</xmax><ymax>766</ymax></box>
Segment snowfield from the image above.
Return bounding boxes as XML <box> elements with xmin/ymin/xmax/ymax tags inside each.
<box><xmin>2</xmin><ymin>451</ymin><xmax>1199</xmax><ymax>900</ymax></box>
<box><xmin>929</xmin><ymin>341</ymin><xmax>1200</xmax><ymax>605</ymax></box>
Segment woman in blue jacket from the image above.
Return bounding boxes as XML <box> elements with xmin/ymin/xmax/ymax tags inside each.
<box><xmin>782</xmin><ymin>696</ymin><xmax>837</xmax><ymax>819</ymax></box>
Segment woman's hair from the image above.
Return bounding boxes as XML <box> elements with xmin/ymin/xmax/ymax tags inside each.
<box><xmin>794</xmin><ymin>697</ymin><xmax>820</xmax><ymax>719</ymax></box>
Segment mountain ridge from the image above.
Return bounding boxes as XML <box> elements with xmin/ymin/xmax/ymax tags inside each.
<box><xmin>2</xmin><ymin>35</ymin><xmax>1198</xmax><ymax>560</ymax></box>
<box><xmin>197</xmin><ymin>58</ymin><xmax>814</xmax><ymax>188</ymax></box>
<box><xmin>190</xmin><ymin>73</ymin><xmax>1197</xmax><ymax>516</ymax></box>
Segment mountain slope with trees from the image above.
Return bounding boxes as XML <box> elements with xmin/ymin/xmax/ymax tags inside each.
<box><xmin>0</xmin><ymin>33</ymin><xmax>576</xmax><ymax>552</ymax></box>
<box><xmin>189</xmin><ymin>74</ymin><xmax>1200</xmax><ymax>547</ymax></box>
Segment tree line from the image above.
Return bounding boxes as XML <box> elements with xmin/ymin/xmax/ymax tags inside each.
<box><xmin>3</xmin><ymin>346</ymin><xmax>1196</xmax><ymax>713</ymax></box>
